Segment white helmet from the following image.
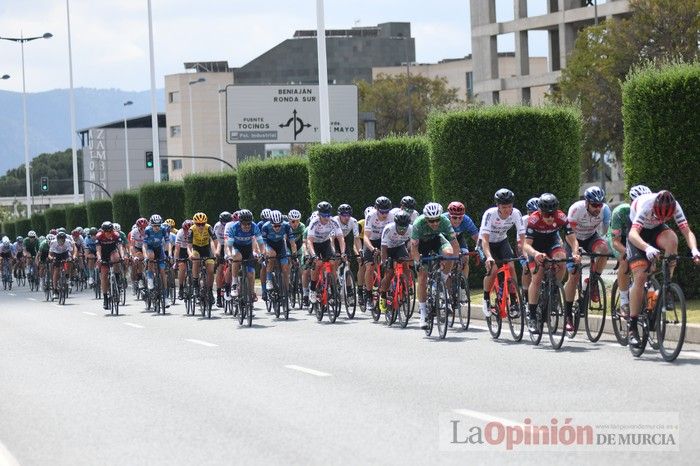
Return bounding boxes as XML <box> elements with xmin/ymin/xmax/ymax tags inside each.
<box><xmin>270</xmin><ymin>210</ymin><xmax>283</xmax><ymax>224</ymax></box>
<box><xmin>46</xmin><ymin>234</ymin><xmax>56</xmax><ymax>242</ymax></box>
<box><xmin>629</xmin><ymin>185</ymin><xmax>652</xmax><ymax>201</ymax></box>
<box><xmin>423</xmin><ymin>202</ymin><xmax>443</xmax><ymax>219</ymax></box>
<box><xmin>28</xmin><ymin>231</ymin><xmax>37</xmax><ymax>238</ymax></box>
<box><xmin>113</xmin><ymin>223</ymin><xmax>121</xmax><ymax>232</ymax></box>
<box><xmin>1</xmin><ymin>236</ymin><xmax>9</xmax><ymax>244</ymax></box>
<box><xmin>288</xmin><ymin>209</ymin><xmax>301</xmax><ymax>221</ymax></box>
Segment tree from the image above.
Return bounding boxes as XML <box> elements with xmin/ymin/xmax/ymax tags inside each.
<box><xmin>0</xmin><ymin>148</ymin><xmax>84</xmax><ymax>197</ymax></box>
<box><xmin>356</xmin><ymin>73</ymin><xmax>462</xmax><ymax>138</ymax></box>
<box><xmin>552</xmin><ymin>0</ymin><xmax>700</xmax><ymax>176</ymax></box>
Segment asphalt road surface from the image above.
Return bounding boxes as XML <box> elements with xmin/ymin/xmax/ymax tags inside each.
<box><xmin>1</xmin><ymin>285</ymin><xmax>699</xmax><ymax>466</ymax></box>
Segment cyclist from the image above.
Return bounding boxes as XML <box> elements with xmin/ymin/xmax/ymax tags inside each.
<box><xmin>390</xmin><ymin>196</ymin><xmax>419</xmax><ymax>223</ymax></box>
<box><xmin>410</xmin><ymin>203</ymin><xmax>460</xmax><ymax>329</ymax></box>
<box><xmin>522</xmin><ymin>193</ymin><xmax>579</xmax><ymax>333</ymax></box>
<box><xmin>260</xmin><ymin>210</ymin><xmax>297</xmax><ymax>301</ymax></box>
<box><xmin>562</xmin><ymin>186</ymin><xmax>611</xmax><ymax>331</ymax></box>
<box><xmin>12</xmin><ymin>236</ymin><xmax>25</xmax><ymax>279</ymax></box>
<box><xmin>37</xmin><ymin>234</ymin><xmax>52</xmax><ymax>286</ymax></box>
<box><xmin>142</xmin><ymin>215</ymin><xmax>171</xmax><ymax>298</ymax></box>
<box><xmin>97</xmin><ymin>222</ymin><xmax>125</xmax><ymax>309</ymax></box>
<box><xmin>23</xmin><ymin>231</ymin><xmax>40</xmax><ymax>274</ymax></box>
<box><xmin>520</xmin><ymin>197</ymin><xmax>539</xmax><ymax>297</ymax></box>
<box><xmin>379</xmin><ymin>211</ymin><xmax>413</xmax><ymax>312</ymax></box>
<box><xmin>129</xmin><ymin>218</ymin><xmax>149</xmax><ymax>290</ymax></box>
<box><xmin>480</xmin><ymin>189</ymin><xmax>526</xmax><ymax>317</ymax></box>
<box><xmin>333</xmin><ymin>204</ymin><xmax>361</xmax><ymax>262</ymax></box>
<box><xmin>48</xmin><ymin>232</ymin><xmax>75</xmax><ymax>299</ymax></box>
<box><xmin>307</xmin><ymin>201</ymin><xmax>345</xmax><ymax>304</ymax></box>
<box><xmin>214</xmin><ymin>211</ymin><xmax>232</xmax><ymax>307</ymax></box>
<box><xmin>84</xmin><ymin>227</ymin><xmax>99</xmax><ymax>286</ymax></box>
<box><xmin>286</xmin><ymin>209</ymin><xmax>308</xmax><ymax>305</ymax></box>
<box><xmin>174</xmin><ymin>219</ymin><xmax>193</xmax><ymax>300</ymax></box>
<box><xmin>225</xmin><ymin>209</ymin><xmax>264</xmax><ymax>302</ymax></box>
<box><xmin>70</xmin><ymin>229</ymin><xmax>86</xmax><ymax>283</ymax></box>
<box><xmin>187</xmin><ymin>212</ymin><xmax>216</xmax><ymax>304</ymax></box>
<box><xmin>626</xmin><ymin>190</ymin><xmax>700</xmax><ymax>345</ymax></box>
<box><xmin>0</xmin><ymin>236</ymin><xmax>14</xmax><ymax>279</ymax></box>
<box><xmin>444</xmin><ymin>201</ymin><xmax>479</xmax><ymax>283</ymax></box>
<box><xmin>356</xmin><ymin>206</ymin><xmax>372</xmax><ymax>307</ymax></box>
<box><xmin>257</xmin><ymin>208</ymin><xmax>273</xmax><ymax>297</ymax></box>
<box><xmin>362</xmin><ymin>196</ymin><xmax>394</xmax><ymax>311</ymax></box>
<box><xmin>607</xmin><ymin>185</ymin><xmax>651</xmax><ymax>317</ymax></box>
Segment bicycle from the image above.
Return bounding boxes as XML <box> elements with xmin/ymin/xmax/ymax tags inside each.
<box><xmin>310</xmin><ymin>255</ymin><xmax>342</xmax><ymax>323</ymax></box>
<box><xmin>265</xmin><ymin>254</ymin><xmax>290</xmax><ymax>320</ymax></box>
<box><xmin>177</xmin><ymin>259</ymin><xmax>196</xmax><ymax>316</ymax></box>
<box><xmin>384</xmin><ymin>258</ymin><xmax>412</xmax><ymax>328</ymax></box>
<box><xmin>609</xmin><ymin>260</ymin><xmax>631</xmax><ymax>346</ymax></box>
<box><xmin>529</xmin><ymin>257</ymin><xmax>569</xmax><ymax>349</ymax></box>
<box><xmin>102</xmin><ymin>259</ymin><xmax>122</xmax><ymax>315</ymax></box>
<box><xmin>43</xmin><ymin>261</ymin><xmax>52</xmax><ymax>301</ymax></box>
<box><xmin>288</xmin><ymin>253</ymin><xmax>304</xmax><ymax>310</ymax></box>
<box><xmin>629</xmin><ymin>254</ymin><xmax>691</xmax><ymax>362</ymax></box>
<box><xmin>55</xmin><ymin>259</ymin><xmax>71</xmax><ymax>305</ymax></box>
<box><xmin>230</xmin><ymin>257</ymin><xmax>257</xmax><ymax>327</ymax></box>
<box><xmin>449</xmin><ymin>251</ymin><xmax>478</xmax><ymax>330</ymax></box>
<box><xmin>337</xmin><ymin>254</ymin><xmax>358</xmax><ymax>320</ymax></box>
<box><xmin>145</xmin><ymin>258</ymin><xmax>168</xmax><ymax>315</ymax></box>
<box><xmin>366</xmin><ymin>253</ymin><xmax>383</xmax><ymax>322</ymax></box>
<box><xmin>420</xmin><ymin>254</ymin><xmax>458</xmax><ymax>339</ymax></box>
<box><xmin>195</xmin><ymin>258</ymin><xmax>213</xmax><ymax>319</ymax></box>
<box><xmin>567</xmin><ymin>251</ymin><xmax>613</xmax><ymax>342</ymax></box>
<box><xmin>14</xmin><ymin>257</ymin><xmax>26</xmax><ymax>287</ymax></box>
<box><xmin>27</xmin><ymin>259</ymin><xmax>39</xmax><ymax>292</ymax></box>
<box><xmin>485</xmin><ymin>257</ymin><xmax>525</xmax><ymax>341</ymax></box>
<box><xmin>2</xmin><ymin>259</ymin><xmax>13</xmax><ymax>290</ymax></box>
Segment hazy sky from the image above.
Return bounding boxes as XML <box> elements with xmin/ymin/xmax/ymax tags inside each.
<box><xmin>0</xmin><ymin>0</ymin><xmax>552</xmax><ymax>93</ymax></box>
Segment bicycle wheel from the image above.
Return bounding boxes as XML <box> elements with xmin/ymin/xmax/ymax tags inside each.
<box><xmin>448</xmin><ymin>274</ymin><xmax>458</xmax><ymax>328</ymax></box>
<box><xmin>281</xmin><ymin>278</ymin><xmax>290</xmax><ymax>320</ymax></box>
<box><xmin>486</xmin><ymin>299</ymin><xmax>502</xmax><ymax>339</ymax></box>
<box><xmin>646</xmin><ymin>278</ymin><xmax>661</xmax><ymax>350</ymax></box>
<box><xmin>507</xmin><ymin>279</ymin><xmax>525</xmax><ymax>342</ymax></box>
<box><xmin>567</xmin><ymin>292</ymin><xmax>582</xmax><ymax>340</ymax></box>
<box><xmin>344</xmin><ymin>269</ymin><xmax>356</xmax><ymax>319</ymax></box>
<box><xmin>408</xmin><ymin>270</ymin><xmax>417</xmax><ymax>320</ymax></box>
<box><xmin>328</xmin><ymin>276</ymin><xmax>340</xmax><ymax>324</ymax></box>
<box><xmin>546</xmin><ymin>283</ymin><xmax>566</xmax><ymax>349</ymax></box>
<box><xmin>610</xmin><ymin>280</ymin><xmax>628</xmax><ymax>346</ymax></box>
<box><xmin>370</xmin><ymin>286</ymin><xmax>381</xmax><ymax>322</ymax></box>
<box><xmin>272</xmin><ymin>272</ymin><xmax>281</xmax><ymax>319</ymax></box>
<box><xmin>456</xmin><ymin>275</ymin><xmax>471</xmax><ymax>330</ymax></box>
<box><xmin>397</xmin><ymin>276</ymin><xmax>410</xmax><ymax>328</ymax></box>
<box><xmin>629</xmin><ymin>310</ymin><xmax>649</xmax><ymax>357</ymax></box>
<box><xmin>657</xmin><ymin>282</ymin><xmax>686</xmax><ymax>362</ymax></box>
<box><xmin>385</xmin><ymin>283</ymin><xmax>395</xmax><ymax>326</ymax></box>
<box><xmin>111</xmin><ymin>279</ymin><xmax>119</xmax><ymax>316</ymax></box>
<box><xmin>585</xmin><ymin>274</ymin><xmax>607</xmax><ymax>342</ymax></box>
<box><xmin>168</xmin><ymin>270</ymin><xmax>176</xmax><ymax>306</ymax></box>
<box><xmin>529</xmin><ymin>302</ymin><xmax>544</xmax><ymax>344</ymax></box>
<box><xmin>435</xmin><ymin>274</ymin><xmax>449</xmax><ymax>339</ymax></box>
<box><xmin>289</xmin><ymin>267</ymin><xmax>298</xmax><ymax>309</ymax></box>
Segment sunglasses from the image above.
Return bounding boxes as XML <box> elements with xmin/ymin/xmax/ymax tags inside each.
<box><xmin>378</xmin><ymin>209</ymin><xmax>390</xmax><ymax>215</ymax></box>
<box><xmin>195</xmin><ymin>222</ymin><xmax>205</xmax><ymax>226</ymax></box>
<box><xmin>450</xmin><ymin>215</ymin><xmax>462</xmax><ymax>220</ymax></box>
<box><xmin>427</xmin><ymin>218</ymin><xmax>440</xmax><ymax>224</ymax></box>
<box><xmin>320</xmin><ymin>213</ymin><xmax>332</xmax><ymax>218</ymax></box>
<box><xmin>589</xmin><ymin>202</ymin><xmax>603</xmax><ymax>208</ymax></box>
<box><xmin>241</xmin><ymin>221</ymin><xmax>252</xmax><ymax>226</ymax></box>
<box><xmin>272</xmin><ymin>223</ymin><xmax>282</xmax><ymax>227</ymax></box>
<box><xmin>339</xmin><ymin>213</ymin><xmax>351</xmax><ymax>217</ymax></box>
<box><xmin>290</xmin><ymin>220</ymin><xmax>300</xmax><ymax>224</ymax></box>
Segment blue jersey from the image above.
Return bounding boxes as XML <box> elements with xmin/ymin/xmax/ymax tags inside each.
<box><xmin>261</xmin><ymin>221</ymin><xmax>295</xmax><ymax>243</ymax></box>
<box><xmin>143</xmin><ymin>225</ymin><xmax>171</xmax><ymax>249</ymax></box>
<box><xmin>225</xmin><ymin>221</ymin><xmax>263</xmax><ymax>246</ymax></box>
<box><xmin>443</xmin><ymin>213</ymin><xmax>479</xmax><ymax>237</ymax></box>
<box><xmin>85</xmin><ymin>235</ymin><xmax>98</xmax><ymax>252</ymax></box>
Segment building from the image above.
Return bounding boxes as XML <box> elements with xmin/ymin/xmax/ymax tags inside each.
<box><xmin>78</xmin><ymin>114</ymin><xmax>167</xmax><ymax>201</ymax></box>
<box><xmin>373</xmin><ymin>53</ymin><xmax>549</xmax><ymax>105</ymax></box>
<box><xmin>469</xmin><ymin>0</ymin><xmax>630</xmax><ymax>104</ymax></box>
<box><xmin>164</xmin><ymin>61</ymin><xmax>235</xmax><ymax>181</ymax></box>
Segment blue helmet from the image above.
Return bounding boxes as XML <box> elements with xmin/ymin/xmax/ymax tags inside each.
<box><xmin>584</xmin><ymin>186</ymin><xmax>605</xmax><ymax>204</ymax></box>
<box><xmin>526</xmin><ymin>197</ymin><xmax>539</xmax><ymax>213</ymax></box>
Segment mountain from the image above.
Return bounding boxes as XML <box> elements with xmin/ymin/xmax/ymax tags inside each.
<box><xmin>0</xmin><ymin>88</ymin><xmax>164</xmax><ymax>174</ymax></box>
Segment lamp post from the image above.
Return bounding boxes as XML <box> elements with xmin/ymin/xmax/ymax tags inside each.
<box><xmin>188</xmin><ymin>77</ymin><xmax>205</xmax><ymax>173</ymax></box>
<box><xmin>147</xmin><ymin>0</ymin><xmax>161</xmax><ymax>182</ymax></box>
<box><xmin>123</xmin><ymin>101</ymin><xmax>133</xmax><ymax>189</ymax></box>
<box><xmin>66</xmin><ymin>0</ymin><xmax>80</xmax><ymax>205</ymax></box>
<box><xmin>217</xmin><ymin>87</ymin><xmax>226</xmax><ymax>172</ymax></box>
<box><xmin>0</xmin><ymin>32</ymin><xmax>53</xmax><ymax>217</ymax></box>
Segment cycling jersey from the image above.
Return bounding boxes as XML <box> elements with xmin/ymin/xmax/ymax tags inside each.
<box><xmin>357</xmin><ymin>219</ymin><xmax>365</xmax><ymax>240</ymax></box>
<box><xmin>306</xmin><ymin>216</ymin><xmax>342</xmax><ymax>243</ymax></box>
<box><xmin>85</xmin><ymin>235</ymin><xmax>98</xmax><ymax>253</ymax></box>
<box><xmin>13</xmin><ymin>241</ymin><xmax>24</xmax><ymax>254</ymax></box>
<box><xmin>290</xmin><ymin>222</ymin><xmax>306</xmax><ymax>239</ymax></box>
<box><xmin>23</xmin><ymin>238</ymin><xmax>39</xmax><ymax>255</ymax></box>
<box><xmin>411</xmin><ymin>215</ymin><xmax>455</xmax><ymax>242</ymax></box>
<box><xmin>189</xmin><ymin>224</ymin><xmax>214</xmax><ymax>247</ymax></box>
<box><xmin>332</xmin><ymin>216</ymin><xmax>360</xmax><ymax>238</ymax></box>
<box><xmin>0</xmin><ymin>243</ymin><xmax>15</xmax><ymax>255</ymax></box>
<box><xmin>96</xmin><ymin>230</ymin><xmax>122</xmax><ymax>246</ymax></box>
<box><xmin>630</xmin><ymin>192</ymin><xmax>688</xmax><ymax>232</ymax></box>
<box><xmin>444</xmin><ymin>213</ymin><xmax>479</xmax><ymax>238</ymax></box>
<box><xmin>49</xmin><ymin>239</ymin><xmax>73</xmax><ymax>255</ymax></box>
<box><xmin>225</xmin><ymin>221</ymin><xmax>263</xmax><ymax>246</ymax></box>
<box><xmin>525</xmin><ymin>210</ymin><xmax>569</xmax><ymax>240</ymax></box>
<box><xmin>567</xmin><ymin>200</ymin><xmax>611</xmax><ymax>241</ymax></box>
<box><xmin>261</xmin><ymin>221</ymin><xmax>295</xmax><ymax>243</ymax></box>
<box><xmin>143</xmin><ymin>225</ymin><xmax>170</xmax><ymax>249</ymax></box>
<box><xmin>364</xmin><ymin>210</ymin><xmax>395</xmax><ymax>241</ymax></box>
<box><xmin>130</xmin><ymin>227</ymin><xmax>147</xmax><ymax>248</ymax></box>
<box><xmin>478</xmin><ymin>207</ymin><xmax>525</xmax><ymax>243</ymax></box>
<box><xmin>381</xmin><ymin>222</ymin><xmax>413</xmax><ymax>248</ymax></box>
<box><xmin>72</xmin><ymin>235</ymin><xmax>85</xmax><ymax>249</ymax></box>
<box><xmin>213</xmin><ymin>221</ymin><xmax>226</xmax><ymax>242</ymax></box>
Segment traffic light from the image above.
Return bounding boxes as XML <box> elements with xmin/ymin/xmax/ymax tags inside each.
<box><xmin>145</xmin><ymin>151</ymin><xmax>154</xmax><ymax>169</ymax></box>
<box><xmin>40</xmin><ymin>176</ymin><xmax>49</xmax><ymax>192</ymax></box>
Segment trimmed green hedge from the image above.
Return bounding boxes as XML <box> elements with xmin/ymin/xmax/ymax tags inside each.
<box><xmin>428</xmin><ymin>106</ymin><xmax>581</xmax><ymax>219</ymax></box>
<box><xmin>87</xmin><ymin>199</ymin><xmax>113</xmax><ymax>227</ymax></box>
<box><xmin>237</xmin><ymin>157</ymin><xmax>309</xmax><ymax>218</ymax></box>
<box><xmin>3</xmin><ymin>222</ymin><xmax>15</xmax><ymax>239</ymax></box>
<box><xmin>31</xmin><ymin>213</ymin><xmax>46</xmax><ymax>236</ymax></box>
<box><xmin>183</xmin><ymin>171</ymin><xmax>238</xmax><ymax>222</ymax></box>
<box><xmin>15</xmin><ymin>218</ymin><xmax>32</xmax><ymax>236</ymax></box>
<box><xmin>112</xmin><ymin>191</ymin><xmax>141</xmax><ymax>228</ymax></box>
<box><xmin>139</xmin><ymin>181</ymin><xmax>185</xmax><ymax>223</ymax></box>
<box><xmin>623</xmin><ymin>62</ymin><xmax>700</xmax><ymax>297</ymax></box>
<box><xmin>307</xmin><ymin>137</ymin><xmax>432</xmax><ymax>215</ymax></box>
<box><xmin>44</xmin><ymin>207</ymin><xmax>67</xmax><ymax>230</ymax></box>
<box><xmin>65</xmin><ymin>205</ymin><xmax>88</xmax><ymax>230</ymax></box>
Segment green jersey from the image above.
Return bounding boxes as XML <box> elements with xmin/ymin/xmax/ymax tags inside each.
<box><xmin>291</xmin><ymin>222</ymin><xmax>306</xmax><ymax>240</ymax></box>
<box><xmin>38</xmin><ymin>239</ymin><xmax>50</xmax><ymax>253</ymax></box>
<box><xmin>410</xmin><ymin>214</ymin><xmax>455</xmax><ymax>242</ymax></box>
<box><xmin>608</xmin><ymin>203</ymin><xmax>631</xmax><ymax>242</ymax></box>
<box><xmin>23</xmin><ymin>237</ymin><xmax>40</xmax><ymax>254</ymax></box>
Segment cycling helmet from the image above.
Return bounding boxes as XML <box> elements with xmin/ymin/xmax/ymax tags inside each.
<box><xmin>1</xmin><ymin>236</ymin><xmax>9</xmax><ymax>244</ymax></box>
<box><xmin>46</xmin><ymin>234</ymin><xmax>56</xmax><ymax>242</ymax></box>
<box><xmin>49</xmin><ymin>229</ymin><xmax>58</xmax><ymax>235</ymax></box>
<box><xmin>101</xmin><ymin>221</ymin><xmax>114</xmax><ymax>231</ymax></box>
<box><xmin>584</xmin><ymin>186</ymin><xmax>605</xmax><ymax>204</ymax></box>
<box><xmin>374</xmin><ymin>196</ymin><xmax>392</xmax><ymax>211</ymax></box>
<box><xmin>538</xmin><ymin>193</ymin><xmax>559</xmax><ymax>213</ymax></box>
<box><xmin>448</xmin><ymin>201</ymin><xmax>465</xmax><ymax>216</ymax></box>
<box><xmin>136</xmin><ymin>217</ymin><xmax>148</xmax><ymax>229</ymax></box>
<box><xmin>394</xmin><ymin>211</ymin><xmax>411</xmax><ymax>228</ymax></box>
<box><xmin>629</xmin><ymin>184</ymin><xmax>651</xmax><ymax>201</ymax></box>
<box><xmin>316</xmin><ymin>201</ymin><xmax>332</xmax><ymax>216</ymax></box>
<box><xmin>364</xmin><ymin>206</ymin><xmax>374</xmax><ymax>219</ymax></box>
<box><xmin>238</xmin><ymin>209</ymin><xmax>253</xmax><ymax>222</ymax></box>
<box><xmin>149</xmin><ymin>214</ymin><xmax>162</xmax><ymax>225</ymax></box>
<box><xmin>338</xmin><ymin>204</ymin><xmax>353</xmax><ymax>216</ymax></box>
<box><xmin>89</xmin><ymin>227</ymin><xmax>98</xmax><ymax>236</ymax></box>
<box><xmin>423</xmin><ymin>202</ymin><xmax>443</xmax><ymax>219</ymax></box>
<box><xmin>16</xmin><ymin>236</ymin><xmax>23</xmax><ymax>242</ymax></box>
<box><xmin>288</xmin><ymin>209</ymin><xmax>302</xmax><ymax>221</ymax></box>
<box><xmin>260</xmin><ymin>208</ymin><xmax>272</xmax><ymax>221</ymax></box>
<box><xmin>57</xmin><ymin>232</ymin><xmax>67</xmax><ymax>240</ymax></box>
<box><xmin>282</xmin><ymin>215</ymin><xmax>289</xmax><ymax>223</ymax></box>
<box><xmin>28</xmin><ymin>230</ymin><xmax>36</xmax><ymax>238</ymax></box>
<box><xmin>494</xmin><ymin>188</ymin><xmax>515</xmax><ymax>205</ymax></box>
<box><xmin>164</xmin><ymin>218</ymin><xmax>176</xmax><ymax>228</ymax></box>
<box><xmin>71</xmin><ymin>229</ymin><xmax>81</xmax><ymax>238</ymax></box>
<box><xmin>270</xmin><ymin>210</ymin><xmax>283</xmax><ymax>224</ymax></box>
<box><xmin>57</xmin><ymin>227</ymin><xmax>66</xmax><ymax>234</ymax></box>
<box><xmin>653</xmin><ymin>190</ymin><xmax>676</xmax><ymax>220</ymax></box>
<box><xmin>231</xmin><ymin>211</ymin><xmax>240</xmax><ymax>222</ymax></box>
<box><xmin>181</xmin><ymin>219</ymin><xmax>194</xmax><ymax>230</ymax></box>
<box><xmin>400</xmin><ymin>196</ymin><xmax>417</xmax><ymax>210</ymax></box>
<box><xmin>76</xmin><ymin>227</ymin><xmax>83</xmax><ymax>234</ymax></box>
<box><xmin>192</xmin><ymin>212</ymin><xmax>207</xmax><ymax>224</ymax></box>
<box><xmin>219</xmin><ymin>211</ymin><xmax>232</xmax><ymax>224</ymax></box>
<box><xmin>113</xmin><ymin>223</ymin><xmax>121</xmax><ymax>232</ymax></box>
<box><xmin>39</xmin><ymin>236</ymin><xmax>45</xmax><ymax>242</ymax></box>
<box><xmin>526</xmin><ymin>197</ymin><xmax>540</xmax><ymax>213</ymax></box>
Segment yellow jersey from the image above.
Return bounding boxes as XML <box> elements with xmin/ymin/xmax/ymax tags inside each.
<box><xmin>190</xmin><ymin>223</ymin><xmax>214</xmax><ymax>247</ymax></box>
<box><xmin>358</xmin><ymin>219</ymin><xmax>365</xmax><ymax>240</ymax></box>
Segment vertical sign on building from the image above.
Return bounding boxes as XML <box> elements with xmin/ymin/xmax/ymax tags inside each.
<box><xmin>88</xmin><ymin>129</ymin><xmax>107</xmax><ymax>200</ymax></box>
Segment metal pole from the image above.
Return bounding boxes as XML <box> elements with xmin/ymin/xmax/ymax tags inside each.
<box><xmin>66</xmin><ymin>0</ymin><xmax>80</xmax><ymax>205</ymax></box>
<box><xmin>315</xmin><ymin>0</ymin><xmax>331</xmax><ymax>143</ymax></box>
<box><xmin>123</xmin><ymin>101</ymin><xmax>133</xmax><ymax>189</ymax></box>
<box><xmin>188</xmin><ymin>84</ymin><xmax>196</xmax><ymax>172</ymax></box>
<box><xmin>217</xmin><ymin>86</ymin><xmax>224</xmax><ymax>172</ymax></box>
<box><xmin>406</xmin><ymin>60</ymin><xmax>413</xmax><ymax>136</ymax></box>
<box><xmin>594</xmin><ymin>0</ymin><xmax>599</xmax><ymax>25</ymax></box>
<box><xmin>20</xmin><ymin>35</ymin><xmax>32</xmax><ymax>217</ymax></box>
<box><xmin>147</xmin><ymin>0</ymin><xmax>161</xmax><ymax>182</ymax></box>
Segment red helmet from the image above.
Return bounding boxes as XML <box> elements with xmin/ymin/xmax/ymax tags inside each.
<box><xmin>448</xmin><ymin>201</ymin><xmax>465</xmax><ymax>216</ymax></box>
<box><xmin>232</xmin><ymin>210</ymin><xmax>240</xmax><ymax>222</ymax></box>
<box><xmin>71</xmin><ymin>229</ymin><xmax>81</xmax><ymax>238</ymax></box>
<box><xmin>49</xmin><ymin>228</ymin><xmax>58</xmax><ymax>235</ymax></box>
<box><xmin>181</xmin><ymin>219</ymin><xmax>194</xmax><ymax>230</ymax></box>
<box><xmin>136</xmin><ymin>217</ymin><xmax>148</xmax><ymax>229</ymax></box>
<box><xmin>653</xmin><ymin>190</ymin><xmax>676</xmax><ymax>221</ymax></box>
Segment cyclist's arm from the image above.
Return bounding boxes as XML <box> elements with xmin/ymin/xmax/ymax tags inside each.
<box><xmin>380</xmin><ymin>244</ymin><xmax>388</xmax><ymax>264</ymax></box>
<box><xmin>481</xmin><ymin>232</ymin><xmax>493</xmax><ymax>261</ymax></box>
<box><xmin>627</xmin><ymin>227</ymin><xmax>646</xmax><ymax>251</ymax></box>
<box><xmin>612</xmin><ymin>236</ymin><xmax>626</xmax><ymax>256</ymax></box>
<box><xmin>680</xmin><ymin>228</ymin><xmax>699</xmax><ymax>255</ymax></box>
<box><xmin>522</xmin><ymin>237</ymin><xmax>539</xmax><ymax>259</ymax></box>
<box><xmin>410</xmin><ymin>239</ymin><xmax>419</xmax><ymax>261</ymax></box>
<box><xmin>96</xmin><ymin>244</ymin><xmax>103</xmax><ymax>262</ymax></box>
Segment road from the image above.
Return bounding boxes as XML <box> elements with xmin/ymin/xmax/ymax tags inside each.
<box><xmin>1</xmin><ymin>286</ymin><xmax>699</xmax><ymax>466</ymax></box>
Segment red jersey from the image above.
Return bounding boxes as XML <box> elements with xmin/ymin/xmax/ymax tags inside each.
<box><xmin>525</xmin><ymin>210</ymin><xmax>570</xmax><ymax>240</ymax></box>
<box><xmin>96</xmin><ymin>230</ymin><xmax>121</xmax><ymax>245</ymax></box>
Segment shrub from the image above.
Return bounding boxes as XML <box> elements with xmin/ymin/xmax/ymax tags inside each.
<box><xmin>31</xmin><ymin>213</ymin><xmax>46</xmax><ymax>236</ymax></box>
<box><xmin>3</xmin><ymin>221</ymin><xmax>16</xmax><ymax>239</ymax></box>
<box><xmin>15</xmin><ymin>218</ymin><xmax>32</xmax><ymax>237</ymax></box>
<box><xmin>237</xmin><ymin>157</ymin><xmax>309</xmax><ymax>218</ymax></box>
<box><xmin>138</xmin><ymin>181</ymin><xmax>185</xmax><ymax>223</ymax></box>
<box><xmin>65</xmin><ymin>205</ymin><xmax>88</xmax><ymax>230</ymax></box>
<box><xmin>112</xmin><ymin>191</ymin><xmax>141</xmax><ymax>228</ymax></box>
<box><xmin>44</xmin><ymin>207</ymin><xmax>68</xmax><ymax>230</ymax></box>
<box><xmin>87</xmin><ymin>199</ymin><xmax>113</xmax><ymax>227</ymax></box>
<box><xmin>183</xmin><ymin>171</ymin><xmax>238</xmax><ymax>222</ymax></box>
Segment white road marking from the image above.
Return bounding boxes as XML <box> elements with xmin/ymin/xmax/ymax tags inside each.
<box><xmin>8</xmin><ymin>293</ymin><xmax>15</xmax><ymax>296</ymax></box>
<box><xmin>683</xmin><ymin>352</ymin><xmax>700</xmax><ymax>360</ymax></box>
<box><xmin>284</xmin><ymin>365</ymin><xmax>331</xmax><ymax>377</ymax></box>
<box><xmin>0</xmin><ymin>439</ymin><xmax>20</xmax><ymax>466</ymax></box>
<box><xmin>124</xmin><ymin>323</ymin><xmax>144</xmax><ymax>329</ymax></box>
<box><xmin>185</xmin><ymin>339</ymin><xmax>218</xmax><ymax>347</ymax></box>
<box><xmin>82</xmin><ymin>311</ymin><xmax>97</xmax><ymax>316</ymax></box>
<box><xmin>453</xmin><ymin>409</ymin><xmax>524</xmax><ymax>427</ymax></box>
<box><xmin>27</xmin><ymin>297</ymin><xmax>37</xmax><ymax>301</ymax></box>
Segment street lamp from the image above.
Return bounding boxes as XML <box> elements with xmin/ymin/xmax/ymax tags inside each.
<box><xmin>123</xmin><ymin>101</ymin><xmax>133</xmax><ymax>189</ymax></box>
<box><xmin>188</xmin><ymin>77</ymin><xmax>206</xmax><ymax>172</ymax></box>
<box><xmin>66</xmin><ymin>0</ymin><xmax>81</xmax><ymax>205</ymax></box>
<box><xmin>0</xmin><ymin>32</ymin><xmax>53</xmax><ymax>217</ymax></box>
<box><xmin>218</xmin><ymin>87</ymin><xmax>227</xmax><ymax>172</ymax></box>
<box><xmin>1</xmin><ymin>75</ymin><xmax>9</xmax><ymax>80</ymax></box>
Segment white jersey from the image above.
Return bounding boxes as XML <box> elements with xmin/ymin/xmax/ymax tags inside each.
<box><xmin>479</xmin><ymin>207</ymin><xmax>526</xmax><ymax>243</ymax></box>
<box><xmin>381</xmin><ymin>223</ymin><xmax>412</xmax><ymax>249</ymax></box>
<box><xmin>389</xmin><ymin>207</ymin><xmax>418</xmax><ymax>224</ymax></box>
<box><xmin>175</xmin><ymin>229</ymin><xmax>191</xmax><ymax>248</ymax></box>
<box><xmin>213</xmin><ymin>221</ymin><xmax>226</xmax><ymax>242</ymax></box>
<box><xmin>567</xmin><ymin>200</ymin><xmax>611</xmax><ymax>240</ymax></box>
<box><xmin>630</xmin><ymin>192</ymin><xmax>688</xmax><ymax>231</ymax></box>
<box><xmin>306</xmin><ymin>217</ymin><xmax>342</xmax><ymax>243</ymax></box>
<box><xmin>49</xmin><ymin>239</ymin><xmax>73</xmax><ymax>254</ymax></box>
<box><xmin>365</xmin><ymin>210</ymin><xmax>395</xmax><ymax>241</ymax></box>
<box><xmin>130</xmin><ymin>228</ymin><xmax>147</xmax><ymax>248</ymax></box>
<box><xmin>71</xmin><ymin>235</ymin><xmax>84</xmax><ymax>248</ymax></box>
<box><xmin>332</xmin><ymin>216</ymin><xmax>359</xmax><ymax>238</ymax></box>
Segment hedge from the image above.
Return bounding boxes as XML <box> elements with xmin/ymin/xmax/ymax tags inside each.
<box><xmin>3</xmin><ymin>221</ymin><xmax>15</xmax><ymax>239</ymax></box>
<box><xmin>112</xmin><ymin>191</ymin><xmax>141</xmax><ymax>229</ymax></box>
<box><xmin>44</xmin><ymin>207</ymin><xmax>67</xmax><ymax>231</ymax></box>
<box><xmin>15</xmin><ymin>218</ymin><xmax>32</xmax><ymax>237</ymax></box>
<box><xmin>428</xmin><ymin>105</ymin><xmax>581</xmax><ymax>221</ymax></box>
<box><xmin>31</xmin><ymin>213</ymin><xmax>46</xmax><ymax>236</ymax></box>
<box><xmin>65</xmin><ymin>204</ymin><xmax>88</xmax><ymax>230</ymax></box>
<box><xmin>87</xmin><ymin>199</ymin><xmax>113</xmax><ymax>227</ymax></box>
<box><xmin>183</xmin><ymin>171</ymin><xmax>238</xmax><ymax>222</ymax></box>
<box><xmin>307</xmin><ymin>137</ymin><xmax>432</xmax><ymax>215</ymax></box>
<box><xmin>623</xmin><ymin>61</ymin><xmax>700</xmax><ymax>297</ymax></box>
<box><xmin>237</xmin><ymin>157</ymin><xmax>310</xmax><ymax>218</ymax></box>
<box><xmin>139</xmin><ymin>181</ymin><xmax>185</xmax><ymax>223</ymax></box>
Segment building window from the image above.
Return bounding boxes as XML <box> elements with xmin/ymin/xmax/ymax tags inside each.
<box><xmin>170</xmin><ymin>125</ymin><xmax>181</xmax><ymax>137</ymax></box>
<box><xmin>466</xmin><ymin>72</ymin><xmax>474</xmax><ymax>100</ymax></box>
<box><xmin>171</xmin><ymin>159</ymin><xmax>183</xmax><ymax>170</ymax></box>
<box><xmin>168</xmin><ymin>91</ymin><xmax>180</xmax><ymax>103</ymax></box>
